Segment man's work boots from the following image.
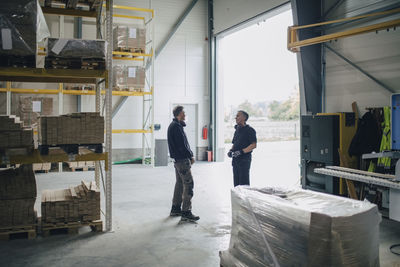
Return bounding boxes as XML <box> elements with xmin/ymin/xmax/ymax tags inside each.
<box><xmin>180</xmin><ymin>211</ymin><xmax>200</xmax><ymax>222</ymax></box>
<box><xmin>170</xmin><ymin>205</ymin><xmax>182</xmax><ymax>217</ymax></box>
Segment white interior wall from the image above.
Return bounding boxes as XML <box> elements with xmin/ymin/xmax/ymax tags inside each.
<box><xmin>111</xmin><ymin>0</ymin><xmax>209</xmax><ymax>152</ymax></box>
<box><xmin>213</xmin><ymin>0</ymin><xmax>288</xmax><ymax>34</ymax></box>
<box><xmin>324</xmin><ymin>0</ymin><xmax>400</xmax><ymax>114</ymax></box>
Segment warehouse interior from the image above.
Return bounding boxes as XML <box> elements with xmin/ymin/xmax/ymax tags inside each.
<box><xmin>1</xmin><ymin>0</ymin><xmax>400</xmax><ymax>266</ymax></box>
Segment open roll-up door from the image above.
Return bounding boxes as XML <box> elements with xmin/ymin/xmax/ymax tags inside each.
<box><xmin>213</xmin><ymin>0</ymin><xmax>289</xmax><ymax>35</ymax></box>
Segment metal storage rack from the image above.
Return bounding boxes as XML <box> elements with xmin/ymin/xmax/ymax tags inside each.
<box><xmin>1</xmin><ymin>3</ymin><xmax>156</xmax><ymax>167</ymax></box>
<box><xmin>108</xmin><ymin>4</ymin><xmax>155</xmax><ymax>166</ymax></box>
<box><xmin>0</xmin><ymin>2</ymin><xmax>114</xmax><ymax>231</ymax></box>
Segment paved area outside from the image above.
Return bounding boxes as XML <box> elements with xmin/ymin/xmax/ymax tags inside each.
<box><xmin>0</xmin><ymin>140</ymin><xmax>399</xmax><ymax>266</ymax></box>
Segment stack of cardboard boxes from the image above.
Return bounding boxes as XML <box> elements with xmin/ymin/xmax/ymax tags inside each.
<box><xmin>41</xmin><ymin>181</ymin><xmax>100</xmax><ymax>223</ymax></box>
<box><xmin>113</xmin><ymin>66</ymin><xmax>146</xmax><ymax>91</ymax></box>
<box><xmin>113</xmin><ymin>26</ymin><xmax>146</xmax><ymax>52</ymax></box>
<box><xmin>0</xmin><ymin>165</ymin><xmax>37</xmax><ymax>227</ymax></box>
<box><xmin>38</xmin><ymin>112</ymin><xmax>104</xmax><ymax>145</ymax></box>
<box><xmin>0</xmin><ymin>115</ymin><xmax>33</xmax><ymax>150</ymax></box>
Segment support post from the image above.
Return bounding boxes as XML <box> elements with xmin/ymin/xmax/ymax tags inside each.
<box><xmin>58</xmin><ymin>83</ymin><xmax>63</xmax><ymax>173</ymax></box>
<box><xmin>105</xmin><ymin>0</ymin><xmax>113</xmax><ymax>232</ymax></box>
<box><xmin>6</xmin><ymin>82</ymin><xmax>11</xmax><ymax>116</ymax></box>
<box><xmin>95</xmin><ymin>83</ymin><xmax>101</xmax><ymax>188</ymax></box>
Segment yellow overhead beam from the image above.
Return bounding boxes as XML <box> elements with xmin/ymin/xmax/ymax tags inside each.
<box><xmin>288</xmin><ymin>18</ymin><xmax>400</xmax><ymax>52</ymax></box>
<box><xmin>292</xmin><ymin>7</ymin><xmax>400</xmax><ymax>30</ymax></box>
<box><xmin>0</xmin><ymin>87</ymin><xmax>151</xmax><ymax>96</ymax></box>
<box><xmin>0</xmin><ymin>68</ymin><xmax>107</xmax><ymax>84</ymax></box>
<box><xmin>10</xmin><ymin>88</ymin><xmax>59</xmax><ymax>94</ymax></box>
<box><xmin>0</xmin><ymin>150</ymin><xmax>109</xmax><ymax>170</ymax></box>
<box><xmin>103</xmin><ymin>4</ymin><xmax>154</xmax><ymax>17</ymax></box>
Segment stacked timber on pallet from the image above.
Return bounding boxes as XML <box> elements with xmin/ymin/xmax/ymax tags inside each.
<box><xmin>41</xmin><ymin>181</ymin><xmax>100</xmax><ymax>223</ymax></box>
<box><xmin>38</xmin><ymin>112</ymin><xmax>104</xmax><ymax>146</ymax></box>
<box><xmin>0</xmin><ymin>116</ymin><xmax>33</xmax><ymax>154</ymax></box>
<box><xmin>0</xmin><ymin>165</ymin><xmax>37</xmax><ymax>227</ymax></box>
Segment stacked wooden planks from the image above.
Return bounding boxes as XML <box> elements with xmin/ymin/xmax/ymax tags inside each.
<box><xmin>41</xmin><ymin>181</ymin><xmax>100</xmax><ymax>224</ymax></box>
<box><xmin>38</xmin><ymin>112</ymin><xmax>104</xmax><ymax>146</ymax></box>
<box><xmin>0</xmin><ymin>115</ymin><xmax>33</xmax><ymax>151</ymax></box>
<box><xmin>0</xmin><ymin>165</ymin><xmax>37</xmax><ymax>227</ymax></box>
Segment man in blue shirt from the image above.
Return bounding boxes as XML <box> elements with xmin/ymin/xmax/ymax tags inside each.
<box><xmin>228</xmin><ymin>110</ymin><xmax>257</xmax><ymax>186</ymax></box>
<box><xmin>167</xmin><ymin>105</ymin><xmax>200</xmax><ymax>222</ymax></box>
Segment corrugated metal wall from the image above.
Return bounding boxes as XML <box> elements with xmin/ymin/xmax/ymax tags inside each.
<box><xmin>324</xmin><ymin>0</ymin><xmax>400</xmax><ymax>113</ymax></box>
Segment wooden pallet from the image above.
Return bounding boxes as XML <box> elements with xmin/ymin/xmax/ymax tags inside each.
<box><xmin>114</xmin><ymin>86</ymin><xmax>144</xmax><ymax>92</ymax></box>
<box><xmin>41</xmin><ymin>220</ymin><xmax>102</xmax><ymax>237</ymax></box>
<box><xmin>0</xmin><ymin>147</ymin><xmax>34</xmax><ymax>157</ymax></box>
<box><xmin>0</xmin><ymin>55</ymin><xmax>36</xmax><ymax>68</ymax></box>
<box><xmin>0</xmin><ymin>225</ymin><xmax>37</xmax><ymax>241</ymax></box>
<box><xmin>45</xmin><ymin>58</ymin><xmax>105</xmax><ymax>70</ymax></box>
<box><xmin>38</xmin><ymin>143</ymin><xmax>103</xmax><ymax>155</ymax></box>
<box><xmin>115</xmin><ymin>47</ymin><xmax>145</xmax><ymax>54</ymax></box>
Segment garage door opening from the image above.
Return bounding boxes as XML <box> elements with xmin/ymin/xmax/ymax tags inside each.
<box><xmin>217</xmin><ymin>8</ymin><xmax>301</xmax><ymax>188</ymax></box>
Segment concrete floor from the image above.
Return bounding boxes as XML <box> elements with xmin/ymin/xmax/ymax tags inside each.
<box><xmin>1</xmin><ymin>141</ymin><xmax>400</xmax><ymax>266</ymax></box>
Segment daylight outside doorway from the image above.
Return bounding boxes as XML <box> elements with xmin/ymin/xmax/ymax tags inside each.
<box><xmin>218</xmin><ymin>8</ymin><xmax>301</xmax><ymax>188</ymax></box>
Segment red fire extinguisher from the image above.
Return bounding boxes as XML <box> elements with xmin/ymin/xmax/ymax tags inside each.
<box><xmin>202</xmin><ymin>125</ymin><xmax>208</xmax><ymax>140</ymax></box>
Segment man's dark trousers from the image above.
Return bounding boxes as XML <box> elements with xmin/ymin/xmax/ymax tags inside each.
<box><xmin>232</xmin><ymin>156</ymin><xmax>251</xmax><ymax>186</ymax></box>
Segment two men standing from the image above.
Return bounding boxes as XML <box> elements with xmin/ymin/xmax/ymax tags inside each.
<box><xmin>228</xmin><ymin>110</ymin><xmax>257</xmax><ymax>186</ymax></box>
<box><xmin>167</xmin><ymin>106</ymin><xmax>200</xmax><ymax>222</ymax></box>
<box><xmin>167</xmin><ymin>107</ymin><xmax>255</xmax><ymax>222</ymax></box>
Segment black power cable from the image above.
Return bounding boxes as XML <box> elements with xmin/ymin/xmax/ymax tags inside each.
<box><xmin>390</xmin><ymin>243</ymin><xmax>400</xmax><ymax>256</ymax></box>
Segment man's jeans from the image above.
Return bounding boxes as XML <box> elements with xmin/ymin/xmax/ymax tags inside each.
<box><xmin>172</xmin><ymin>159</ymin><xmax>194</xmax><ymax>211</ymax></box>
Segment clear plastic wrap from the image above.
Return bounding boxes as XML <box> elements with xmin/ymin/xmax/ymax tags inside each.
<box><xmin>220</xmin><ymin>186</ymin><xmax>381</xmax><ymax>267</ymax></box>
<box><xmin>47</xmin><ymin>38</ymin><xmax>105</xmax><ymax>58</ymax></box>
<box><xmin>113</xmin><ymin>25</ymin><xmax>146</xmax><ymax>52</ymax></box>
<box><xmin>0</xmin><ymin>0</ymin><xmax>42</xmax><ymax>67</ymax></box>
<box><xmin>46</xmin><ymin>38</ymin><xmax>106</xmax><ymax>69</ymax></box>
<box><xmin>44</xmin><ymin>0</ymin><xmax>102</xmax><ymax>11</ymax></box>
<box><xmin>113</xmin><ymin>65</ymin><xmax>146</xmax><ymax>91</ymax></box>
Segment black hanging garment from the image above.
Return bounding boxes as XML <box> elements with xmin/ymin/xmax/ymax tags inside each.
<box><xmin>348</xmin><ymin>112</ymin><xmax>381</xmax><ymax>157</ymax></box>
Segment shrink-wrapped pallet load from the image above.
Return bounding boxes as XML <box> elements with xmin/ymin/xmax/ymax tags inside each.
<box><xmin>46</xmin><ymin>38</ymin><xmax>106</xmax><ymax>70</ymax></box>
<box><xmin>44</xmin><ymin>0</ymin><xmax>102</xmax><ymax>11</ymax></box>
<box><xmin>220</xmin><ymin>186</ymin><xmax>381</xmax><ymax>267</ymax></box>
<box><xmin>0</xmin><ymin>0</ymin><xmax>49</xmax><ymax>67</ymax></box>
